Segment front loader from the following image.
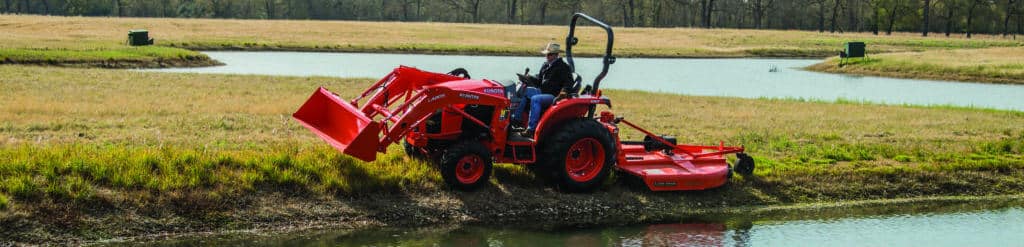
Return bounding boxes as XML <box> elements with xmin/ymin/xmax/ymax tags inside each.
<box><xmin>293</xmin><ymin>13</ymin><xmax>754</xmax><ymax>192</ymax></box>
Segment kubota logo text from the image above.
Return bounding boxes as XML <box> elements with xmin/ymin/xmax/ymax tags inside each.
<box><xmin>428</xmin><ymin>94</ymin><xmax>445</xmax><ymax>102</ymax></box>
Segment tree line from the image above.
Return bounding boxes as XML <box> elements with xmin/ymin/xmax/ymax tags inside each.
<box><xmin>2</xmin><ymin>0</ymin><xmax>1021</xmax><ymax>37</ymax></box>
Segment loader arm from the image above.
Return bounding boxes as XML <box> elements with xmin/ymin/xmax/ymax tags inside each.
<box><xmin>293</xmin><ymin>66</ymin><xmax>507</xmax><ymax>162</ymax></box>
<box><xmin>352</xmin><ymin>66</ymin><xmax>467</xmax><ymax>115</ymax></box>
<box><xmin>372</xmin><ymin>87</ymin><xmax>508</xmax><ymax>151</ymax></box>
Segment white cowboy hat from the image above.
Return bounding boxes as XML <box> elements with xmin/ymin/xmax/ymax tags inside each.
<box><xmin>540</xmin><ymin>43</ymin><xmax>561</xmax><ymax>55</ymax></box>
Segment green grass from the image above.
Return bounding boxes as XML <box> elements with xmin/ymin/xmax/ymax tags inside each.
<box><xmin>0</xmin><ymin>193</ymin><xmax>9</xmax><ymax>210</ymax></box>
<box><xmin>0</xmin><ymin>46</ymin><xmax>217</xmax><ymax>68</ymax></box>
<box><xmin>0</xmin><ymin>46</ymin><xmax>207</xmax><ymax>63</ymax></box>
<box><xmin>1</xmin><ymin>65</ymin><xmax>1023</xmax><ymax>207</ymax></box>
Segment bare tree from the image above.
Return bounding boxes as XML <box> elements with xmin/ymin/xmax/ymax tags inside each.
<box><xmin>942</xmin><ymin>0</ymin><xmax>956</xmax><ymax>36</ymax></box>
<box><xmin>621</xmin><ymin>0</ymin><xmax>635</xmax><ymax>27</ymax></box>
<box><xmin>922</xmin><ymin>0</ymin><xmax>932</xmax><ymax>36</ymax></box>
<box><xmin>965</xmin><ymin>0</ymin><xmax>989</xmax><ymax>38</ymax></box>
<box><xmin>538</xmin><ymin>0</ymin><xmax>548</xmax><ymax>24</ymax></box>
<box><xmin>1003</xmin><ymin>0</ymin><xmax>1017</xmax><ymax>36</ymax></box>
<box><xmin>115</xmin><ymin>0</ymin><xmax>125</xmax><ymax>16</ymax></box>
<box><xmin>700</xmin><ymin>0</ymin><xmax>718</xmax><ymax>28</ymax></box>
<box><xmin>446</xmin><ymin>0</ymin><xmax>483</xmax><ymax>23</ymax></box>
<box><xmin>847</xmin><ymin>0</ymin><xmax>859</xmax><ymax>31</ymax></box>
<box><xmin>812</xmin><ymin>0</ymin><xmax>826</xmax><ymax>32</ymax></box>
<box><xmin>830</xmin><ymin>0</ymin><xmax>842</xmax><ymax>32</ymax></box>
<box><xmin>265</xmin><ymin>0</ymin><xmax>275</xmax><ymax>19</ymax></box>
<box><xmin>752</xmin><ymin>0</ymin><xmax>775</xmax><ymax>29</ymax></box>
<box><xmin>885</xmin><ymin>0</ymin><xmax>906</xmax><ymax>35</ymax></box>
<box><xmin>1019</xmin><ymin>0</ymin><xmax>1024</xmax><ymax>36</ymax></box>
<box><xmin>507</xmin><ymin>0</ymin><xmax>517</xmax><ymax>24</ymax></box>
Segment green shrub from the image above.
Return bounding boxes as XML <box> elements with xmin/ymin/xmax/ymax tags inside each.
<box><xmin>894</xmin><ymin>155</ymin><xmax>914</xmax><ymax>163</ymax></box>
<box><xmin>0</xmin><ymin>194</ymin><xmax>9</xmax><ymax>210</ymax></box>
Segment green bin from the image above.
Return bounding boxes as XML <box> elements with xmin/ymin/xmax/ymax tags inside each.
<box><xmin>844</xmin><ymin>42</ymin><xmax>865</xmax><ymax>58</ymax></box>
<box><xmin>127</xmin><ymin>29</ymin><xmax>154</xmax><ymax>46</ymax></box>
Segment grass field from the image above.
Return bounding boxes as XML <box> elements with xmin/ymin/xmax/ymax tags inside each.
<box><xmin>808</xmin><ymin>46</ymin><xmax>1024</xmax><ymax>84</ymax></box>
<box><xmin>1</xmin><ymin>65</ymin><xmax>1022</xmax><ymax>211</ymax></box>
<box><xmin>2</xmin><ymin>14</ymin><xmax>1021</xmax><ymax>61</ymax></box>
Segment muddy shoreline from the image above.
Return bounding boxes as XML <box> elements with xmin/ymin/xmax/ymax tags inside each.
<box><xmin>4</xmin><ymin>169</ymin><xmax>1024</xmax><ymax>245</ymax></box>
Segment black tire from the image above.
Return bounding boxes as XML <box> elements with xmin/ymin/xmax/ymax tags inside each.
<box><xmin>439</xmin><ymin>140</ymin><xmax>493</xmax><ymax>191</ymax></box>
<box><xmin>735</xmin><ymin>153</ymin><xmax>755</xmax><ymax>176</ymax></box>
<box><xmin>727</xmin><ymin>163</ymin><xmax>734</xmax><ymax>179</ymax></box>
<box><xmin>538</xmin><ymin>118</ymin><xmax>616</xmax><ymax>192</ymax></box>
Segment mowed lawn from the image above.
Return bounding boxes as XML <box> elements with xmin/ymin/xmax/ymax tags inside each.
<box><xmin>1</xmin><ymin>65</ymin><xmax>1023</xmax><ymax>210</ymax></box>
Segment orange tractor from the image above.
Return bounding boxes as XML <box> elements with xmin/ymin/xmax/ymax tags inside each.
<box><xmin>293</xmin><ymin>13</ymin><xmax>754</xmax><ymax>192</ymax></box>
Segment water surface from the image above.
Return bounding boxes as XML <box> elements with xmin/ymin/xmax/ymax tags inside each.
<box><xmin>149</xmin><ymin>51</ymin><xmax>1024</xmax><ymax>111</ymax></box>
<box><xmin>122</xmin><ymin>199</ymin><xmax>1024</xmax><ymax>247</ymax></box>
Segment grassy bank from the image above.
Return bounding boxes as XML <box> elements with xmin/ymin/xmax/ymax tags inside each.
<box><xmin>0</xmin><ymin>46</ymin><xmax>220</xmax><ymax>68</ymax></box>
<box><xmin>0</xmin><ymin>15</ymin><xmax>221</xmax><ymax>68</ymax></box>
<box><xmin>2</xmin><ymin>14</ymin><xmax>1021</xmax><ymax>60</ymax></box>
<box><xmin>808</xmin><ymin>47</ymin><xmax>1024</xmax><ymax>84</ymax></box>
<box><xmin>1</xmin><ymin>65</ymin><xmax>1023</xmax><ymax>243</ymax></box>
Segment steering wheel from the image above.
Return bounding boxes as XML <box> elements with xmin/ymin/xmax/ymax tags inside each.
<box><xmin>447</xmin><ymin>68</ymin><xmax>471</xmax><ymax>79</ymax></box>
<box><xmin>516</xmin><ymin>67</ymin><xmax>539</xmax><ymax>88</ymax></box>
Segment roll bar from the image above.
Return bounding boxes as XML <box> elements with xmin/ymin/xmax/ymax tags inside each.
<box><xmin>564</xmin><ymin>12</ymin><xmax>615</xmax><ymax>117</ymax></box>
<box><xmin>565</xmin><ymin>13</ymin><xmax>615</xmax><ymax>93</ymax></box>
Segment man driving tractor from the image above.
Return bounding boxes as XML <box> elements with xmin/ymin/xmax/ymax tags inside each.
<box><xmin>512</xmin><ymin>42</ymin><xmax>576</xmax><ymax>136</ymax></box>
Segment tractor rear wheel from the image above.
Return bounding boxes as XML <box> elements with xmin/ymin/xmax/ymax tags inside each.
<box><xmin>539</xmin><ymin>118</ymin><xmax>616</xmax><ymax>192</ymax></box>
<box><xmin>440</xmin><ymin>140</ymin><xmax>493</xmax><ymax>191</ymax></box>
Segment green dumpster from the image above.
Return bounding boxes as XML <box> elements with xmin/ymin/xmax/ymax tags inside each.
<box><xmin>127</xmin><ymin>29</ymin><xmax>154</xmax><ymax>46</ymax></box>
<box><xmin>845</xmin><ymin>42</ymin><xmax>865</xmax><ymax>58</ymax></box>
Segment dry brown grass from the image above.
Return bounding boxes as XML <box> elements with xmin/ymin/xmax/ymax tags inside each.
<box><xmin>2</xmin><ymin>14</ymin><xmax>1020</xmax><ymax>58</ymax></box>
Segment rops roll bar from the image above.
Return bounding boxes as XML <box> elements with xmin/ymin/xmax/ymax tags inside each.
<box><xmin>564</xmin><ymin>12</ymin><xmax>615</xmax><ymax>118</ymax></box>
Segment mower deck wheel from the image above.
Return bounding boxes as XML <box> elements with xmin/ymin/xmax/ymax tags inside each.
<box><xmin>735</xmin><ymin>152</ymin><xmax>755</xmax><ymax>176</ymax></box>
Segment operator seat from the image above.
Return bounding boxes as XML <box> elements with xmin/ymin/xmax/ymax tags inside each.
<box><xmin>567</xmin><ymin>73</ymin><xmax>583</xmax><ymax>97</ymax></box>
<box><xmin>537</xmin><ymin>74</ymin><xmax>583</xmax><ymax>116</ymax></box>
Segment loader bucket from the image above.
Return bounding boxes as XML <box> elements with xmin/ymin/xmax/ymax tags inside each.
<box><xmin>293</xmin><ymin>87</ymin><xmax>381</xmax><ymax>162</ymax></box>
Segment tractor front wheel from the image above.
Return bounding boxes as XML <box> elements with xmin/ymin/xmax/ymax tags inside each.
<box><xmin>440</xmin><ymin>140</ymin><xmax>493</xmax><ymax>191</ymax></box>
<box><xmin>403</xmin><ymin>140</ymin><xmax>426</xmax><ymax>160</ymax></box>
<box><xmin>540</xmin><ymin>119</ymin><xmax>616</xmax><ymax>192</ymax></box>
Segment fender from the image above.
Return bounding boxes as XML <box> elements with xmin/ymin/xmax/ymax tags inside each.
<box><xmin>533</xmin><ymin>96</ymin><xmax>612</xmax><ymax>139</ymax></box>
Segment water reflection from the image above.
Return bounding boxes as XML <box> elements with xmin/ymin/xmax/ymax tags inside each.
<box><xmin>622</xmin><ymin>223</ymin><xmax>732</xmax><ymax>247</ymax></box>
<box><xmin>119</xmin><ymin>199</ymin><xmax>1024</xmax><ymax>247</ymax></box>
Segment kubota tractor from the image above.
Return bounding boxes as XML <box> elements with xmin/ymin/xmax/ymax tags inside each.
<box><xmin>293</xmin><ymin>13</ymin><xmax>754</xmax><ymax>192</ymax></box>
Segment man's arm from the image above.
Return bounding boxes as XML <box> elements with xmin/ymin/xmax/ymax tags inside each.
<box><xmin>554</xmin><ymin>63</ymin><xmax>574</xmax><ymax>94</ymax></box>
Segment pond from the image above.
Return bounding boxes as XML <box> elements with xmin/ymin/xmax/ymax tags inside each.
<box><xmin>122</xmin><ymin>199</ymin><xmax>1024</xmax><ymax>246</ymax></box>
<box><xmin>149</xmin><ymin>51</ymin><xmax>1024</xmax><ymax>111</ymax></box>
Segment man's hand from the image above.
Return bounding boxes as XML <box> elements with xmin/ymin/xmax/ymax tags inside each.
<box><xmin>554</xmin><ymin>92</ymin><xmax>568</xmax><ymax>102</ymax></box>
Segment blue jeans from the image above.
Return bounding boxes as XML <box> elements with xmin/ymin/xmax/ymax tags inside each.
<box><xmin>512</xmin><ymin>87</ymin><xmax>554</xmax><ymax>131</ymax></box>
<box><xmin>528</xmin><ymin>94</ymin><xmax>554</xmax><ymax>131</ymax></box>
<box><xmin>512</xmin><ymin>87</ymin><xmax>540</xmax><ymax>124</ymax></box>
